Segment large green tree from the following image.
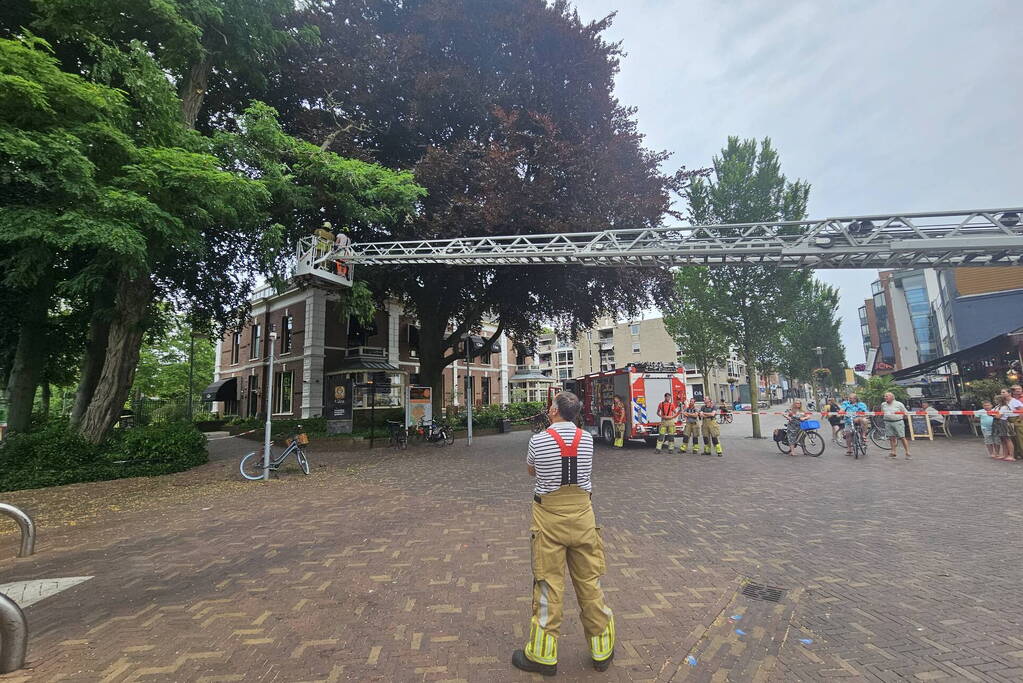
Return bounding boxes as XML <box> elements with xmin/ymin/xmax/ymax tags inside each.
<box><xmin>778</xmin><ymin>278</ymin><xmax>847</xmax><ymax>393</ymax></box>
<box><xmin>663</xmin><ymin>267</ymin><xmax>729</xmax><ymax>389</ymax></box>
<box><xmin>258</xmin><ymin>0</ymin><xmax>687</xmax><ymax>413</ymax></box>
<box><xmin>684</xmin><ymin>137</ymin><xmax>810</xmax><ymax>437</ymax></box>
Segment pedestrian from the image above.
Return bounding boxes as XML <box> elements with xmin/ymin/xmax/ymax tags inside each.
<box><xmin>978</xmin><ymin>399</ymin><xmax>999</xmax><ymax>459</ymax></box>
<box><xmin>611</xmin><ymin>395</ymin><xmax>626</xmax><ymax>448</ymax></box>
<box><xmin>655</xmin><ymin>392</ymin><xmax>678</xmax><ymax>453</ymax></box>
<box><xmin>680</xmin><ymin>398</ymin><xmax>701</xmax><ymax>454</ymax></box>
<box><xmin>514</xmin><ymin>391</ymin><xmax>615</xmax><ymax>675</ymax></box>
<box><xmin>880</xmin><ymin>391</ymin><xmax>911</xmax><ymax>459</ymax></box>
<box><xmin>1008</xmin><ymin>385</ymin><xmax>1023</xmax><ymax>459</ymax></box>
<box><xmin>993</xmin><ymin>393</ymin><xmax>1016</xmax><ymax>462</ymax></box>
<box><xmin>840</xmin><ymin>393</ymin><xmax>869</xmax><ymax>456</ymax></box>
<box><xmin>782</xmin><ymin>399</ymin><xmax>809</xmax><ymax>456</ymax></box>
<box><xmin>699</xmin><ymin>397</ymin><xmax>723</xmax><ymax>456</ymax></box>
<box><xmin>825</xmin><ymin>397</ymin><xmax>842</xmax><ymax>441</ymax></box>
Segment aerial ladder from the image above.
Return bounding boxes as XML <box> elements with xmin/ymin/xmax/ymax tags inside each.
<box><xmin>293</xmin><ymin>207</ymin><xmax>1023</xmax><ymax>286</ymax></box>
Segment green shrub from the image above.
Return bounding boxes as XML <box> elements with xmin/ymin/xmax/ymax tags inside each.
<box><xmin>447</xmin><ymin>402</ymin><xmax>545</xmax><ymax>429</ymax></box>
<box><xmin>0</xmin><ymin>422</ymin><xmax>208</xmax><ymax>492</ymax></box>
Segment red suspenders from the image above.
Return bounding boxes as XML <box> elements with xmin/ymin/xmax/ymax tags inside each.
<box><xmin>546</xmin><ymin>427</ymin><xmax>583</xmax><ymax>485</ymax></box>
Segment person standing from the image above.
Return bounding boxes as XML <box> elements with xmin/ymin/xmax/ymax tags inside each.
<box><xmin>979</xmin><ymin>399</ymin><xmax>999</xmax><ymax>459</ymax></box>
<box><xmin>826</xmin><ymin>397</ymin><xmax>843</xmax><ymax>441</ymax></box>
<box><xmin>655</xmin><ymin>392</ymin><xmax>678</xmax><ymax>453</ymax></box>
<box><xmin>700</xmin><ymin>397</ymin><xmax>723</xmax><ymax>456</ymax></box>
<box><xmin>611</xmin><ymin>395</ymin><xmax>626</xmax><ymax>448</ymax></box>
<box><xmin>993</xmin><ymin>393</ymin><xmax>1016</xmax><ymax>462</ymax></box>
<box><xmin>881</xmin><ymin>392</ymin><xmax>911</xmax><ymax>459</ymax></box>
<box><xmin>1008</xmin><ymin>385</ymin><xmax>1023</xmax><ymax>460</ymax></box>
<box><xmin>782</xmin><ymin>399</ymin><xmax>810</xmax><ymax>456</ymax></box>
<box><xmin>840</xmin><ymin>393</ymin><xmax>869</xmax><ymax>456</ymax></box>
<box><xmin>514</xmin><ymin>392</ymin><xmax>615</xmax><ymax>675</ymax></box>
<box><xmin>680</xmin><ymin>398</ymin><xmax>701</xmax><ymax>454</ymax></box>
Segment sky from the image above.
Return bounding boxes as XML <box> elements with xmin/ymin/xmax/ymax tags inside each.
<box><xmin>572</xmin><ymin>0</ymin><xmax>1023</xmax><ymax>364</ymax></box>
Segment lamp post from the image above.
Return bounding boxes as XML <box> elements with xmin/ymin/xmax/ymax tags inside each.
<box><xmin>812</xmin><ymin>346</ymin><xmax>825</xmax><ymax>403</ymax></box>
<box><xmin>263</xmin><ymin>328</ymin><xmax>277</xmax><ymax>481</ymax></box>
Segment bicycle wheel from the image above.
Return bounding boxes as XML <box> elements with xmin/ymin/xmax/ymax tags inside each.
<box><xmin>725</xmin><ymin>414</ymin><xmax>733</xmax><ymax>424</ymax></box>
<box><xmin>869</xmin><ymin>427</ymin><xmax>888</xmax><ymax>450</ymax></box>
<box><xmin>295</xmin><ymin>448</ymin><xmax>310</xmax><ymax>475</ymax></box>
<box><xmin>803</xmin><ymin>431</ymin><xmax>824</xmax><ymax>457</ymax></box>
<box><xmin>444</xmin><ymin>427</ymin><xmax>455</xmax><ymax>445</ymax></box>
<box><xmin>240</xmin><ymin>452</ymin><xmax>265</xmax><ymax>480</ymax></box>
<box><xmin>775</xmin><ymin>433</ymin><xmax>790</xmax><ymax>454</ymax></box>
<box><xmin>854</xmin><ymin>433</ymin><xmax>867</xmax><ymax>459</ymax></box>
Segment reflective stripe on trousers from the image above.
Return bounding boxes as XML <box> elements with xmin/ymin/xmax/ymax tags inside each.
<box><xmin>525</xmin><ymin>485</ymin><xmax>613</xmax><ymax>665</ymax></box>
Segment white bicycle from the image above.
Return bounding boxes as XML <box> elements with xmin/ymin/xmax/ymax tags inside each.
<box><xmin>239</xmin><ymin>426</ymin><xmax>310</xmax><ymax>480</ymax></box>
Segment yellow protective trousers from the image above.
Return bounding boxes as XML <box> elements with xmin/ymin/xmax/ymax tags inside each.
<box><xmin>525</xmin><ymin>485</ymin><xmax>614</xmax><ymax>666</ymax></box>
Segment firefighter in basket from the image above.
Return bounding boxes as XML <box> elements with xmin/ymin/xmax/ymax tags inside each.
<box><xmin>655</xmin><ymin>393</ymin><xmax>680</xmax><ymax>452</ymax></box>
<box><xmin>680</xmin><ymin>398</ymin><xmax>701</xmax><ymax>454</ymax></box>
<box><xmin>700</xmin><ymin>398</ymin><xmax>723</xmax><ymax>456</ymax></box>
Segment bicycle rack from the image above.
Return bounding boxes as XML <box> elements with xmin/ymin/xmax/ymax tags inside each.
<box><xmin>0</xmin><ymin>503</ymin><xmax>35</xmax><ymax>673</ymax></box>
<box><xmin>0</xmin><ymin>504</ymin><xmax>35</xmax><ymax>558</ymax></box>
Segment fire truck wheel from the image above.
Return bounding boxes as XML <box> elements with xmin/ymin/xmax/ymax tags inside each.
<box><xmin>601</xmin><ymin>422</ymin><xmax>615</xmax><ymax>445</ymax></box>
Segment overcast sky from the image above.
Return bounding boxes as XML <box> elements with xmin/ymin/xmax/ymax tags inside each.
<box><xmin>573</xmin><ymin>0</ymin><xmax>1023</xmax><ymax>363</ymax></box>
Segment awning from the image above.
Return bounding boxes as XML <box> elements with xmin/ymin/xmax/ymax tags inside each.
<box><xmin>202</xmin><ymin>377</ymin><xmax>238</xmax><ymax>402</ymax></box>
<box><xmin>890</xmin><ymin>332</ymin><xmax>1018</xmax><ymax>380</ymax></box>
<box><xmin>335</xmin><ymin>358</ymin><xmax>402</xmax><ymax>372</ymax></box>
<box><xmin>509</xmin><ymin>371</ymin><xmax>556</xmax><ymax>383</ymax></box>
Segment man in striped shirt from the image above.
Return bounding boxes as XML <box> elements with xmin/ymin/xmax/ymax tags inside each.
<box><xmin>513</xmin><ymin>391</ymin><xmax>615</xmax><ymax>676</ymax></box>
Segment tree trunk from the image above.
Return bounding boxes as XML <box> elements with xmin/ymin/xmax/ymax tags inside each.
<box><xmin>5</xmin><ymin>284</ymin><xmax>53</xmax><ymax>434</ymax></box>
<box><xmin>180</xmin><ymin>56</ymin><xmax>212</xmax><ymax>129</ymax></box>
<box><xmin>70</xmin><ymin>302</ymin><xmax>113</xmax><ymax>426</ymax></box>
<box><xmin>76</xmin><ymin>273</ymin><xmax>154</xmax><ymax>444</ymax></box>
<box><xmin>415</xmin><ymin>311</ymin><xmax>450</xmax><ymax>419</ymax></box>
<box><xmin>40</xmin><ymin>383</ymin><xmax>51</xmax><ymax>419</ymax></box>
<box><xmin>744</xmin><ymin>352</ymin><xmax>762</xmax><ymax>438</ymax></box>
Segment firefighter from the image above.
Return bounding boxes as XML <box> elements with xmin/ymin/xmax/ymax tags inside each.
<box><xmin>655</xmin><ymin>393</ymin><xmax>679</xmax><ymax>452</ymax></box>
<box><xmin>513</xmin><ymin>391</ymin><xmax>615</xmax><ymax>676</ymax></box>
<box><xmin>680</xmin><ymin>398</ymin><xmax>701</xmax><ymax>454</ymax></box>
<box><xmin>611</xmin><ymin>395</ymin><xmax>626</xmax><ymax>448</ymax></box>
<box><xmin>700</xmin><ymin>397</ymin><xmax>723</xmax><ymax>456</ymax></box>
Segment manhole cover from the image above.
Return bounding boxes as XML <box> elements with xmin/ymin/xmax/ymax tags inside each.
<box><xmin>741</xmin><ymin>582</ymin><xmax>786</xmax><ymax>602</ymax></box>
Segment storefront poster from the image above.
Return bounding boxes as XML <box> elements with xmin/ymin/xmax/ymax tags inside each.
<box><xmin>407</xmin><ymin>386</ymin><xmax>433</xmax><ymax>427</ymax></box>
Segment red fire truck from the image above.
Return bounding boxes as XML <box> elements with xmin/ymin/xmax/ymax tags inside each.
<box><xmin>565</xmin><ymin>363</ymin><xmax>688</xmax><ymax>445</ymax></box>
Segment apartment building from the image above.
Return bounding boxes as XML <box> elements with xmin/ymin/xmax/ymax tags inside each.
<box><xmin>859</xmin><ymin>266</ymin><xmax>1023</xmax><ymax>374</ymax></box>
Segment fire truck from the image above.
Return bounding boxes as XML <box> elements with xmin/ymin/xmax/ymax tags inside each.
<box><xmin>565</xmin><ymin>363</ymin><xmax>688</xmax><ymax>445</ymax></box>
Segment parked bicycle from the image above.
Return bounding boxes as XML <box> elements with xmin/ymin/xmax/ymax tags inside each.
<box><xmin>530</xmin><ymin>411</ymin><xmax>551</xmax><ymax>434</ymax></box>
<box><xmin>775</xmin><ymin>419</ymin><xmax>824</xmax><ymax>456</ymax></box>
<box><xmin>716</xmin><ymin>410</ymin><xmax>733</xmax><ymax>424</ymax></box>
<box><xmin>240</xmin><ymin>426</ymin><xmax>310</xmax><ymax>480</ymax></box>
<box><xmin>387</xmin><ymin>420</ymin><xmax>408</xmax><ymax>450</ymax></box>
<box><xmin>832</xmin><ymin>421</ymin><xmax>887</xmax><ymax>452</ymax></box>
<box><xmin>412</xmin><ymin>418</ymin><xmax>455</xmax><ymax>446</ymax></box>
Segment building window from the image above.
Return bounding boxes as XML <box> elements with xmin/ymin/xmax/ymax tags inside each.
<box><xmin>632</xmin><ymin>342</ymin><xmax>640</xmax><ymax>354</ymax></box>
<box><xmin>274</xmin><ymin>371</ymin><xmax>294</xmax><ymax>414</ymax></box>
<box><xmin>281</xmin><ymin>314</ymin><xmax>293</xmax><ymax>354</ymax></box>
<box><xmin>630</xmin><ymin>324</ymin><xmax>640</xmax><ymax>335</ymax></box>
<box><xmin>559</xmin><ymin>368</ymin><xmax>572</xmax><ymax>379</ymax></box>
<box><xmin>408</xmin><ymin>325</ymin><xmax>419</xmax><ymax>358</ymax></box>
<box><xmin>231</xmin><ymin>331</ymin><xmax>240</xmax><ymax>365</ymax></box>
<box><xmin>249</xmin><ymin>324</ymin><xmax>261</xmax><ymax>360</ymax></box>
<box><xmin>481</xmin><ymin>376</ymin><xmax>491</xmax><ymax>405</ymax></box>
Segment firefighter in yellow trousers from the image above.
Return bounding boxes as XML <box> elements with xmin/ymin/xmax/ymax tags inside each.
<box><xmin>514</xmin><ymin>391</ymin><xmax>615</xmax><ymax>676</ymax></box>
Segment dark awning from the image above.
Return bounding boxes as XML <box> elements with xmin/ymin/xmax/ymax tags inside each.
<box><xmin>202</xmin><ymin>377</ymin><xmax>237</xmax><ymax>402</ymax></box>
<box><xmin>890</xmin><ymin>332</ymin><xmax>1016</xmax><ymax>380</ymax></box>
<box><xmin>335</xmin><ymin>358</ymin><xmax>402</xmax><ymax>372</ymax></box>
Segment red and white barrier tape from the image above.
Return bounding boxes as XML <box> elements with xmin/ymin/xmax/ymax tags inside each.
<box><xmin>722</xmin><ymin>409</ymin><xmax>1023</xmax><ymax>417</ymax></box>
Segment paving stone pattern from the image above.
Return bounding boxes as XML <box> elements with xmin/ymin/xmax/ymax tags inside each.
<box><xmin>0</xmin><ymin>416</ymin><xmax>1021</xmax><ymax>682</ymax></box>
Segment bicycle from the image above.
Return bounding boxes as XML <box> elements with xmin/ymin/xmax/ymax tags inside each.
<box><xmin>776</xmin><ymin>419</ymin><xmax>824</xmax><ymax>456</ymax></box>
<box><xmin>530</xmin><ymin>411</ymin><xmax>551</xmax><ymax>434</ymax></box>
<box><xmin>387</xmin><ymin>420</ymin><xmax>408</xmax><ymax>450</ymax></box>
<box><xmin>716</xmin><ymin>412</ymin><xmax>733</xmax><ymax>424</ymax></box>
<box><xmin>240</xmin><ymin>426</ymin><xmax>310</xmax><ymax>480</ymax></box>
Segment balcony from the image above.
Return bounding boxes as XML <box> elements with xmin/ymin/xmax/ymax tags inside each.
<box><xmin>346</xmin><ymin>346</ymin><xmax>387</xmax><ymax>359</ymax></box>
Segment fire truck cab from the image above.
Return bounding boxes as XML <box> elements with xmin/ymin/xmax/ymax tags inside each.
<box><xmin>565</xmin><ymin>363</ymin><xmax>688</xmax><ymax>446</ymax></box>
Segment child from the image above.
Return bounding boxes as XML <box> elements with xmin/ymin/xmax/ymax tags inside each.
<box><xmin>979</xmin><ymin>400</ymin><xmax>998</xmax><ymax>459</ymax></box>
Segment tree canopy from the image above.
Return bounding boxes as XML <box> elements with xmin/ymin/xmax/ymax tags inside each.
<box><xmin>682</xmin><ymin>136</ymin><xmax>811</xmax><ymax>437</ymax></box>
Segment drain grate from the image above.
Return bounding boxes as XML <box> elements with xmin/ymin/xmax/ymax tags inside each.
<box><xmin>741</xmin><ymin>582</ymin><xmax>786</xmax><ymax>603</ymax></box>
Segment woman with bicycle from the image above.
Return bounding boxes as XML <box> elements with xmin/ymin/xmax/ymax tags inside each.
<box><xmin>782</xmin><ymin>400</ymin><xmax>811</xmax><ymax>456</ymax></box>
<box><xmin>840</xmin><ymin>393</ymin><xmax>869</xmax><ymax>457</ymax></box>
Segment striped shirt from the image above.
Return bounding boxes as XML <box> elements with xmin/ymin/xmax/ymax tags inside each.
<box><xmin>527</xmin><ymin>422</ymin><xmax>594</xmax><ymax>495</ymax></box>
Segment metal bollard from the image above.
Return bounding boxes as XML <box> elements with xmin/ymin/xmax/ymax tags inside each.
<box><xmin>0</xmin><ymin>504</ymin><xmax>34</xmax><ymax>557</ymax></box>
<box><xmin>0</xmin><ymin>593</ymin><xmax>26</xmax><ymax>673</ymax></box>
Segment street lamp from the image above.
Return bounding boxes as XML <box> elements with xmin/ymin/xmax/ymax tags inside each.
<box><xmin>812</xmin><ymin>346</ymin><xmax>825</xmax><ymax>402</ymax></box>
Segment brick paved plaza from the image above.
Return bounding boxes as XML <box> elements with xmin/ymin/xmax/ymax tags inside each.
<box><xmin>1</xmin><ymin>415</ymin><xmax>1022</xmax><ymax>682</ymax></box>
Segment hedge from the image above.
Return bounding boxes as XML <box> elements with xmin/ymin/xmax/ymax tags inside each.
<box><xmin>0</xmin><ymin>421</ymin><xmax>208</xmax><ymax>492</ymax></box>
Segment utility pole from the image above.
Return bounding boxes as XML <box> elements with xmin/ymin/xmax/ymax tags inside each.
<box><xmin>187</xmin><ymin>331</ymin><xmax>195</xmax><ymax>421</ymax></box>
<box><xmin>813</xmin><ymin>346</ymin><xmax>825</xmax><ymax>404</ymax></box>
<box><xmin>463</xmin><ymin>334</ymin><xmax>473</xmax><ymax>446</ymax></box>
<box><xmin>263</xmin><ymin>327</ymin><xmax>277</xmax><ymax>481</ymax></box>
